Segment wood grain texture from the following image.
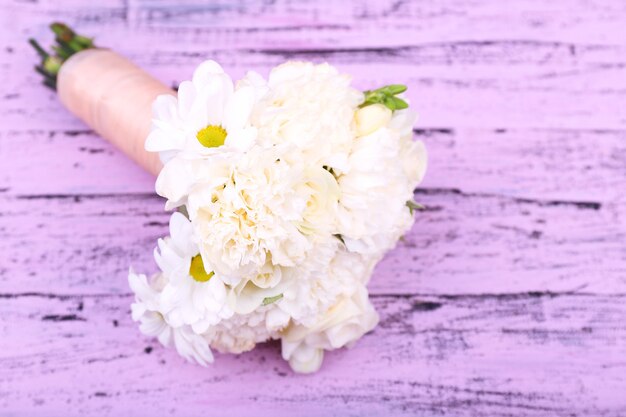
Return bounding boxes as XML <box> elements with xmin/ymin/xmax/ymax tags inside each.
<box><xmin>1</xmin><ymin>191</ymin><xmax>624</xmax><ymax>296</ymax></box>
<box><xmin>1</xmin><ymin>0</ymin><xmax>625</xmax><ymax>416</ymax></box>
<box><xmin>2</xmin><ymin>293</ymin><xmax>625</xmax><ymax>416</ymax></box>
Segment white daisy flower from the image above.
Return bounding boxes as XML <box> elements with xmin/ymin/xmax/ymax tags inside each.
<box><xmin>146</xmin><ymin>60</ymin><xmax>258</xmax><ymax>160</ymax></box>
<box><xmin>128</xmin><ymin>270</ymin><xmax>214</xmax><ymax>366</ymax></box>
<box><xmin>146</xmin><ymin>61</ymin><xmax>261</xmax><ymax>207</ymax></box>
<box><xmin>154</xmin><ymin>212</ymin><xmax>234</xmax><ymax>333</ymax></box>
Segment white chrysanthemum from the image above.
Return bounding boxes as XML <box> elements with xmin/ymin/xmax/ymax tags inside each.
<box><xmin>146</xmin><ymin>60</ymin><xmax>257</xmax><ymax>160</ymax></box>
<box><xmin>128</xmin><ymin>270</ymin><xmax>214</xmax><ymax>366</ymax></box>
<box><xmin>281</xmin><ymin>285</ymin><xmax>379</xmax><ymax>373</ymax></box>
<box><xmin>336</xmin><ymin>109</ymin><xmax>427</xmax><ymax>255</ymax></box>
<box><xmin>153</xmin><ymin>212</ymin><xmax>233</xmax><ymax>333</ymax></box>
<box><xmin>146</xmin><ymin>61</ymin><xmax>261</xmax><ymax>207</ymax></box>
<box><xmin>252</xmin><ymin>61</ymin><xmax>362</xmax><ymax>170</ymax></box>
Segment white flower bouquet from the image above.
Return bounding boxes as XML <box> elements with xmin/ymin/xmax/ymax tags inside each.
<box><xmin>31</xmin><ymin>24</ymin><xmax>427</xmax><ymax>373</ymax></box>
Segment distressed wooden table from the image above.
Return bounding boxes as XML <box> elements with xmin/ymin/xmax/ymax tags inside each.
<box><xmin>1</xmin><ymin>1</ymin><xmax>625</xmax><ymax>416</ymax></box>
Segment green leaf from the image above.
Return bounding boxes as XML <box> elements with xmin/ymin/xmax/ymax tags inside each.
<box><xmin>51</xmin><ymin>45</ymin><xmax>70</xmax><ymax>60</ymax></box>
<box><xmin>383</xmin><ymin>96</ymin><xmax>397</xmax><ymax>111</ymax></box>
<box><xmin>360</xmin><ymin>84</ymin><xmax>409</xmax><ymax>111</ymax></box>
<box><xmin>74</xmin><ymin>35</ymin><xmax>93</xmax><ymax>49</ymax></box>
<box><xmin>382</xmin><ymin>84</ymin><xmax>407</xmax><ymax>95</ymax></box>
<box><xmin>406</xmin><ymin>200</ymin><xmax>425</xmax><ymax>215</ymax></box>
<box><xmin>50</xmin><ymin>22</ymin><xmax>75</xmax><ymax>42</ymax></box>
<box><xmin>56</xmin><ymin>39</ymin><xmax>78</xmax><ymax>56</ymax></box>
<box><xmin>391</xmin><ymin>97</ymin><xmax>409</xmax><ymax>110</ymax></box>
<box><xmin>262</xmin><ymin>294</ymin><xmax>283</xmax><ymax>306</ymax></box>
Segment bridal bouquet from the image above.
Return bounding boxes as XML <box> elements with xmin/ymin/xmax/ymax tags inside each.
<box><xmin>31</xmin><ymin>24</ymin><xmax>427</xmax><ymax>373</ymax></box>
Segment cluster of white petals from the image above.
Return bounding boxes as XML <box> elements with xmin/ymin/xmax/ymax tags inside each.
<box><xmin>130</xmin><ymin>60</ymin><xmax>427</xmax><ymax>373</ymax></box>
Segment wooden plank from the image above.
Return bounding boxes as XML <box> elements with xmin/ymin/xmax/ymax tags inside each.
<box><xmin>1</xmin><ymin>293</ymin><xmax>624</xmax><ymax>416</ymax></box>
<box><xmin>2</xmin><ymin>127</ymin><xmax>625</xmax><ymax>202</ymax></box>
<box><xmin>4</xmin><ymin>43</ymin><xmax>625</xmax><ymax>131</ymax></box>
<box><xmin>2</xmin><ymin>1</ymin><xmax>626</xmax><ymax>133</ymax></box>
<box><xmin>7</xmin><ymin>0</ymin><xmax>626</xmax><ymax>45</ymax></box>
<box><xmin>1</xmin><ymin>191</ymin><xmax>622</xmax><ymax>296</ymax></box>
<box><xmin>2</xmin><ymin>0</ymin><xmax>626</xmax><ymax>415</ymax></box>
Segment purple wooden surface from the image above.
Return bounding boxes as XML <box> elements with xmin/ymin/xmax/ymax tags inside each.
<box><xmin>1</xmin><ymin>1</ymin><xmax>626</xmax><ymax>416</ymax></box>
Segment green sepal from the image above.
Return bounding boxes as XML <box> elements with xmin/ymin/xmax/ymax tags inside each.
<box><xmin>177</xmin><ymin>205</ymin><xmax>190</xmax><ymax>219</ymax></box>
<box><xmin>381</xmin><ymin>84</ymin><xmax>407</xmax><ymax>95</ymax></box>
<box><xmin>406</xmin><ymin>200</ymin><xmax>425</xmax><ymax>215</ymax></box>
<box><xmin>50</xmin><ymin>22</ymin><xmax>74</xmax><ymax>42</ymax></box>
<box><xmin>383</xmin><ymin>96</ymin><xmax>397</xmax><ymax>110</ymax></box>
<box><xmin>262</xmin><ymin>294</ymin><xmax>283</xmax><ymax>306</ymax></box>
<box><xmin>360</xmin><ymin>84</ymin><xmax>409</xmax><ymax>112</ymax></box>
<box><xmin>42</xmin><ymin>56</ymin><xmax>62</xmax><ymax>75</ymax></box>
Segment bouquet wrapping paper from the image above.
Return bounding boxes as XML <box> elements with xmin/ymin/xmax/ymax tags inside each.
<box><xmin>58</xmin><ymin>49</ymin><xmax>169</xmax><ymax>176</ymax></box>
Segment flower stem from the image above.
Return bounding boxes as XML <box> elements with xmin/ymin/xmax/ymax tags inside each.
<box><xmin>28</xmin><ymin>22</ymin><xmax>96</xmax><ymax>91</ymax></box>
<box><xmin>28</xmin><ymin>39</ymin><xmax>49</xmax><ymax>59</ymax></box>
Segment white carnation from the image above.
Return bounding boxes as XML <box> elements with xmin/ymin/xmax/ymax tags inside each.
<box><xmin>186</xmin><ymin>146</ymin><xmax>312</xmax><ymax>279</ymax></box>
<box><xmin>252</xmin><ymin>61</ymin><xmax>362</xmax><ymax>170</ymax></box>
<box><xmin>204</xmin><ymin>305</ymin><xmax>289</xmax><ymax>354</ymax></box>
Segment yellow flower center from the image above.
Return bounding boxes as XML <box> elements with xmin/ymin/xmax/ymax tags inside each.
<box><xmin>196</xmin><ymin>125</ymin><xmax>227</xmax><ymax>148</ymax></box>
<box><xmin>189</xmin><ymin>255</ymin><xmax>214</xmax><ymax>282</ymax></box>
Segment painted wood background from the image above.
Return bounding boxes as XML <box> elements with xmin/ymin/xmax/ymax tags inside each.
<box><xmin>1</xmin><ymin>0</ymin><xmax>625</xmax><ymax>415</ymax></box>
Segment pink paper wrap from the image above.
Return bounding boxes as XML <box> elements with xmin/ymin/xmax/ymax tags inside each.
<box><xmin>57</xmin><ymin>49</ymin><xmax>173</xmax><ymax>176</ymax></box>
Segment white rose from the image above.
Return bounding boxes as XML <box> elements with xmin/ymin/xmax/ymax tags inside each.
<box><xmin>354</xmin><ymin>103</ymin><xmax>392</xmax><ymax>137</ymax></box>
<box><xmin>389</xmin><ymin>109</ymin><xmax>427</xmax><ymax>184</ymax></box>
<box><xmin>281</xmin><ymin>286</ymin><xmax>379</xmax><ymax>373</ymax></box>
<box><xmin>297</xmin><ymin>166</ymin><xmax>340</xmax><ymax>236</ymax></box>
<box><xmin>284</xmin><ymin>344</ymin><xmax>324</xmax><ymax>374</ymax></box>
<box><xmin>336</xmin><ymin>126</ymin><xmax>416</xmax><ymax>255</ymax></box>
